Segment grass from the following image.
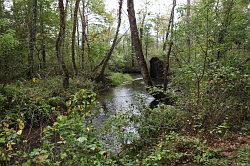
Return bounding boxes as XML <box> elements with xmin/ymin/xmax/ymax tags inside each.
<box><xmin>108</xmin><ymin>72</ymin><xmax>133</xmax><ymax>86</ymax></box>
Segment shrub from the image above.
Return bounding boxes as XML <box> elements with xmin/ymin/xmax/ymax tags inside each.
<box><xmin>201</xmin><ymin>65</ymin><xmax>249</xmax><ymax>129</ymax></box>
<box><xmin>71</xmin><ymin>89</ymin><xmax>97</xmax><ymax>112</ymax></box>
<box><xmin>0</xmin><ymin>115</ymin><xmax>25</xmax><ymax>163</ymax></box>
<box><xmin>142</xmin><ymin>132</ymin><xmax>217</xmax><ymax>166</ymax></box>
<box><xmin>138</xmin><ymin>105</ymin><xmax>190</xmax><ymax>140</ymax></box>
<box><xmin>26</xmin><ymin>113</ymin><xmax>117</xmax><ymax>165</ymax></box>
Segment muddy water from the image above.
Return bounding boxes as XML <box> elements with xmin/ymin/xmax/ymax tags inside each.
<box><xmin>93</xmin><ymin>75</ymin><xmax>154</xmax><ymax>152</ymax></box>
<box><xmin>97</xmin><ymin>75</ymin><xmax>154</xmax><ymax>114</ymax></box>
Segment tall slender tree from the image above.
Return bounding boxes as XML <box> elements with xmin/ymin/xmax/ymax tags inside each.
<box><xmin>79</xmin><ymin>0</ymin><xmax>90</xmax><ymax>70</ymax></box>
<box><xmin>187</xmin><ymin>0</ymin><xmax>191</xmax><ymax>63</ymax></box>
<box><xmin>39</xmin><ymin>1</ymin><xmax>46</xmax><ymax>69</ymax></box>
<box><xmin>127</xmin><ymin>0</ymin><xmax>152</xmax><ymax>86</ymax></box>
<box><xmin>28</xmin><ymin>0</ymin><xmax>37</xmax><ymax>78</ymax></box>
<box><xmin>163</xmin><ymin>0</ymin><xmax>176</xmax><ymax>91</ymax></box>
<box><xmin>94</xmin><ymin>0</ymin><xmax>123</xmax><ymax>82</ymax></box>
<box><xmin>0</xmin><ymin>0</ymin><xmax>3</xmax><ymax>17</ymax></box>
<box><xmin>71</xmin><ymin>0</ymin><xmax>81</xmax><ymax>76</ymax></box>
<box><xmin>56</xmin><ymin>0</ymin><xmax>70</xmax><ymax>89</ymax></box>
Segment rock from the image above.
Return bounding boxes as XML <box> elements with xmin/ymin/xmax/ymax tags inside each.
<box><xmin>150</xmin><ymin>57</ymin><xmax>164</xmax><ymax>80</ymax></box>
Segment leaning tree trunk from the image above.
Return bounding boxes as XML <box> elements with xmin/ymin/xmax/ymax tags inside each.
<box><xmin>28</xmin><ymin>0</ymin><xmax>37</xmax><ymax>78</ymax></box>
<box><xmin>94</xmin><ymin>0</ymin><xmax>123</xmax><ymax>82</ymax></box>
<box><xmin>163</xmin><ymin>0</ymin><xmax>176</xmax><ymax>91</ymax></box>
<box><xmin>56</xmin><ymin>0</ymin><xmax>69</xmax><ymax>89</ymax></box>
<box><xmin>127</xmin><ymin>0</ymin><xmax>152</xmax><ymax>86</ymax></box>
<box><xmin>71</xmin><ymin>0</ymin><xmax>80</xmax><ymax>76</ymax></box>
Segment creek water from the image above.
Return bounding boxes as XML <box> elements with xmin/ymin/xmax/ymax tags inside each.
<box><xmin>93</xmin><ymin>74</ymin><xmax>155</xmax><ymax>153</ymax></box>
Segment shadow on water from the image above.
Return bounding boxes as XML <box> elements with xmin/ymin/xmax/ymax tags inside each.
<box><xmin>93</xmin><ymin>74</ymin><xmax>155</xmax><ymax>153</ymax></box>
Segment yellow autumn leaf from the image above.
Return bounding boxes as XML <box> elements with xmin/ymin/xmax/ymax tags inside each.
<box><xmin>60</xmin><ymin>135</ymin><xmax>64</xmax><ymax>141</ymax></box>
<box><xmin>32</xmin><ymin>78</ymin><xmax>36</xmax><ymax>83</ymax></box>
<box><xmin>17</xmin><ymin>130</ymin><xmax>22</xmax><ymax>135</ymax></box>
<box><xmin>66</xmin><ymin>100</ymin><xmax>72</xmax><ymax>107</ymax></box>
<box><xmin>6</xmin><ymin>143</ymin><xmax>13</xmax><ymax>151</ymax></box>
<box><xmin>19</xmin><ymin>121</ymin><xmax>25</xmax><ymax>130</ymax></box>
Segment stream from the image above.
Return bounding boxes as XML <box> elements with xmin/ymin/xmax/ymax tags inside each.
<box><xmin>93</xmin><ymin>74</ymin><xmax>155</xmax><ymax>153</ymax></box>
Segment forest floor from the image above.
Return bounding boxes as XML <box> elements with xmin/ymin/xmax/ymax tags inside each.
<box><xmin>1</xmin><ymin>74</ymin><xmax>249</xmax><ymax>165</ymax></box>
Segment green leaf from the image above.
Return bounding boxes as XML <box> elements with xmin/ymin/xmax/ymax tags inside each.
<box><xmin>77</xmin><ymin>136</ymin><xmax>87</xmax><ymax>143</ymax></box>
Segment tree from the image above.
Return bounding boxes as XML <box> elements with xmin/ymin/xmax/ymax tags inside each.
<box><xmin>163</xmin><ymin>0</ymin><xmax>176</xmax><ymax>91</ymax></box>
<box><xmin>56</xmin><ymin>0</ymin><xmax>70</xmax><ymax>89</ymax></box>
<box><xmin>216</xmin><ymin>0</ymin><xmax>234</xmax><ymax>59</ymax></box>
<box><xmin>71</xmin><ymin>0</ymin><xmax>81</xmax><ymax>76</ymax></box>
<box><xmin>187</xmin><ymin>0</ymin><xmax>191</xmax><ymax>63</ymax></box>
<box><xmin>79</xmin><ymin>0</ymin><xmax>87</xmax><ymax>70</ymax></box>
<box><xmin>28</xmin><ymin>0</ymin><xmax>38</xmax><ymax>78</ymax></box>
<box><xmin>127</xmin><ymin>0</ymin><xmax>152</xmax><ymax>86</ymax></box>
<box><xmin>94</xmin><ymin>0</ymin><xmax>123</xmax><ymax>82</ymax></box>
<box><xmin>38</xmin><ymin>0</ymin><xmax>47</xmax><ymax>69</ymax></box>
<box><xmin>0</xmin><ymin>0</ymin><xmax>3</xmax><ymax>19</ymax></box>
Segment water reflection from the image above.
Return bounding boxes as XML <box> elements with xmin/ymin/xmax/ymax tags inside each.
<box><xmin>93</xmin><ymin>75</ymin><xmax>154</xmax><ymax>152</ymax></box>
<box><xmin>96</xmin><ymin>77</ymin><xmax>154</xmax><ymax>115</ymax></box>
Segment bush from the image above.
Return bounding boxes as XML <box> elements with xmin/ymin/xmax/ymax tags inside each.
<box><xmin>138</xmin><ymin>105</ymin><xmax>190</xmax><ymax>140</ymax></box>
<box><xmin>201</xmin><ymin>65</ymin><xmax>249</xmax><ymax>129</ymax></box>
<box><xmin>72</xmin><ymin>89</ymin><xmax>97</xmax><ymax>112</ymax></box>
<box><xmin>25</xmin><ymin>114</ymin><xmax>117</xmax><ymax>165</ymax></box>
<box><xmin>142</xmin><ymin>132</ymin><xmax>218</xmax><ymax>166</ymax></box>
<box><xmin>0</xmin><ymin>115</ymin><xmax>25</xmax><ymax>163</ymax></box>
<box><xmin>0</xmin><ymin>84</ymin><xmax>53</xmax><ymax>127</ymax></box>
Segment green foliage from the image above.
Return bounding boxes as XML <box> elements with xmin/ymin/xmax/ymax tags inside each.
<box><xmin>0</xmin><ymin>115</ymin><xmax>25</xmax><ymax>162</ymax></box>
<box><xmin>236</xmin><ymin>146</ymin><xmax>250</xmax><ymax>165</ymax></box>
<box><xmin>138</xmin><ymin>105</ymin><xmax>189</xmax><ymax>140</ymax></box>
<box><xmin>89</xmin><ymin>0</ymin><xmax>113</xmax><ymax>22</ymax></box>
<box><xmin>0</xmin><ymin>0</ymin><xmax>249</xmax><ymax>165</ymax></box>
<box><xmin>72</xmin><ymin>89</ymin><xmax>97</xmax><ymax>111</ymax></box>
<box><xmin>0</xmin><ymin>29</ymin><xmax>24</xmax><ymax>82</ymax></box>
<box><xmin>104</xmin><ymin>112</ymin><xmax>140</xmax><ymax>148</ymax></box>
<box><xmin>0</xmin><ymin>84</ymin><xmax>53</xmax><ymax>125</ymax></box>
<box><xmin>200</xmin><ymin>64</ymin><xmax>249</xmax><ymax>129</ymax></box>
<box><xmin>23</xmin><ymin>98</ymin><xmax>53</xmax><ymax>125</ymax></box>
<box><xmin>0</xmin><ymin>93</ymin><xmax>5</xmax><ymax>108</ymax></box>
<box><xmin>146</xmin><ymin>86</ymin><xmax>167</xmax><ymax>99</ymax></box>
<box><xmin>142</xmin><ymin>132</ymin><xmax>217</xmax><ymax>166</ymax></box>
<box><xmin>108</xmin><ymin>72</ymin><xmax>133</xmax><ymax>86</ymax></box>
<box><xmin>26</xmin><ymin>114</ymin><xmax>116</xmax><ymax>165</ymax></box>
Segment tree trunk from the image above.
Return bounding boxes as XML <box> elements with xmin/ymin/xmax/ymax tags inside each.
<box><xmin>56</xmin><ymin>0</ymin><xmax>69</xmax><ymax>89</ymax></box>
<box><xmin>77</xmin><ymin>18</ymin><xmax>80</xmax><ymax>67</ymax></box>
<box><xmin>41</xmin><ymin>36</ymin><xmax>46</xmax><ymax>68</ymax></box>
<box><xmin>40</xmin><ymin>2</ymin><xmax>46</xmax><ymax>69</ymax></box>
<box><xmin>187</xmin><ymin>0</ymin><xmax>191</xmax><ymax>63</ymax></box>
<box><xmin>0</xmin><ymin>0</ymin><xmax>3</xmax><ymax>18</ymax></box>
<box><xmin>163</xmin><ymin>0</ymin><xmax>176</xmax><ymax>90</ymax></box>
<box><xmin>94</xmin><ymin>0</ymin><xmax>123</xmax><ymax>82</ymax></box>
<box><xmin>163</xmin><ymin>0</ymin><xmax>176</xmax><ymax>51</ymax></box>
<box><xmin>145</xmin><ymin>30</ymin><xmax>149</xmax><ymax>59</ymax></box>
<box><xmin>28</xmin><ymin>0</ymin><xmax>37</xmax><ymax>78</ymax></box>
<box><xmin>79</xmin><ymin>0</ymin><xmax>90</xmax><ymax>70</ymax></box>
<box><xmin>164</xmin><ymin>42</ymin><xmax>173</xmax><ymax>91</ymax></box>
<box><xmin>71</xmin><ymin>0</ymin><xmax>80</xmax><ymax>76</ymax></box>
<box><xmin>127</xmin><ymin>0</ymin><xmax>152</xmax><ymax>86</ymax></box>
